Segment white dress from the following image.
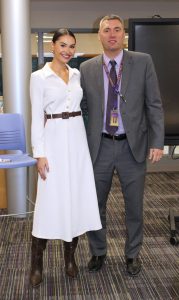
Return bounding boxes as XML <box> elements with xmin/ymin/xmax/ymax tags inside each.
<box><xmin>30</xmin><ymin>63</ymin><xmax>102</xmax><ymax>241</ymax></box>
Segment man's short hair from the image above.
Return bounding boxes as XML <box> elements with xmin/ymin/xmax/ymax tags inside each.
<box><xmin>99</xmin><ymin>14</ymin><xmax>124</xmax><ymax>29</ymax></box>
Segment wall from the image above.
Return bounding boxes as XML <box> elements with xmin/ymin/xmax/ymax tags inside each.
<box><xmin>30</xmin><ymin>1</ymin><xmax>179</xmax><ymax>29</ymax></box>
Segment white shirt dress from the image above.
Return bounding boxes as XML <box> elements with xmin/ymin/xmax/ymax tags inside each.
<box><xmin>30</xmin><ymin>63</ymin><xmax>102</xmax><ymax>241</ymax></box>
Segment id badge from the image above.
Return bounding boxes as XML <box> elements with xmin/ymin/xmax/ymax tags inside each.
<box><xmin>110</xmin><ymin>109</ymin><xmax>119</xmax><ymax>126</ymax></box>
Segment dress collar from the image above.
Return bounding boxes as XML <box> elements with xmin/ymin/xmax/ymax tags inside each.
<box><xmin>42</xmin><ymin>62</ymin><xmax>79</xmax><ymax>78</ymax></box>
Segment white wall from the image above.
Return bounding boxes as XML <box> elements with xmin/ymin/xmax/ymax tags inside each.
<box><xmin>30</xmin><ymin>1</ymin><xmax>179</xmax><ymax>29</ymax></box>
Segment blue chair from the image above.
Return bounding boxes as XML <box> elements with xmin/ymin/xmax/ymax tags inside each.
<box><xmin>0</xmin><ymin>113</ymin><xmax>37</xmax><ymax>217</ymax></box>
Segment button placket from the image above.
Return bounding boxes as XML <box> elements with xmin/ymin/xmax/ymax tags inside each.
<box><xmin>66</xmin><ymin>88</ymin><xmax>71</xmax><ymax>110</ymax></box>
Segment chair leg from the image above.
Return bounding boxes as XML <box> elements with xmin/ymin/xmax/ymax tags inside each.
<box><xmin>64</xmin><ymin>237</ymin><xmax>79</xmax><ymax>278</ymax></box>
<box><xmin>30</xmin><ymin>236</ymin><xmax>47</xmax><ymax>287</ymax></box>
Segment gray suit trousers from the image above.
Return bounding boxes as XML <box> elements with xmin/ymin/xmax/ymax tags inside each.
<box><xmin>87</xmin><ymin>136</ymin><xmax>146</xmax><ymax>258</ymax></box>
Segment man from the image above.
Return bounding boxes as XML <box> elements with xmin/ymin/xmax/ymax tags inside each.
<box><xmin>80</xmin><ymin>15</ymin><xmax>164</xmax><ymax>276</ymax></box>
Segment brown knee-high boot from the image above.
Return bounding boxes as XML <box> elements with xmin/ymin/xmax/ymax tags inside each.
<box><xmin>30</xmin><ymin>236</ymin><xmax>47</xmax><ymax>287</ymax></box>
<box><xmin>64</xmin><ymin>237</ymin><xmax>79</xmax><ymax>278</ymax></box>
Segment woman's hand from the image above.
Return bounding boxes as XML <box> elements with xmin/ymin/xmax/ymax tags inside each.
<box><xmin>37</xmin><ymin>157</ymin><xmax>49</xmax><ymax>180</ymax></box>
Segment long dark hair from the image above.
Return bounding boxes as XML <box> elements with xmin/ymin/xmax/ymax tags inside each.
<box><xmin>52</xmin><ymin>28</ymin><xmax>76</xmax><ymax>44</ymax></box>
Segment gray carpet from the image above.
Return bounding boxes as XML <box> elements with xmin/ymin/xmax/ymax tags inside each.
<box><xmin>1</xmin><ymin>172</ymin><xmax>179</xmax><ymax>299</ymax></box>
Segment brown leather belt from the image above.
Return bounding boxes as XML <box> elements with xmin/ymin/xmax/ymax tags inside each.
<box><xmin>102</xmin><ymin>132</ymin><xmax>127</xmax><ymax>141</ymax></box>
<box><xmin>46</xmin><ymin>111</ymin><xmax>81</xmax><ymax>119</ymax></box>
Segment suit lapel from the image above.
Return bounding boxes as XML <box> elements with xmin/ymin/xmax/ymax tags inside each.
<box><xmin>121</xmin><ymin>50</ymin><xmax>133</xmax><ymax>97</ymax></box>
<box><xmin>94</xmin><ymin>55</ymin><xmax>104</xmax><ymax>113</ymax></box>
<box><xmin>92</xmin><ymin>52</ymin><xmax>132</xmax><ymax>113</ymax></box>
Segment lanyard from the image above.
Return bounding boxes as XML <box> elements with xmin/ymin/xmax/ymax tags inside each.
<box><xmin>103</xmin><ymin>57</ymin><xmax>123</xmax><ymax>94</ymax></box>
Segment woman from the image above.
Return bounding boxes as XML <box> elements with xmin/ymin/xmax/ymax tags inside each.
<box><xmin>30</xmin><ymin>29</ymin><xmax>101</xmax><ymax>287</ymax></box>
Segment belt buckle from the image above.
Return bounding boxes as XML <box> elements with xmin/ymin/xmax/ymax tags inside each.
<box><xmin>62</xmin><ymin>112</ymin><xmax>70</xmax><ymax>119</ymax></box>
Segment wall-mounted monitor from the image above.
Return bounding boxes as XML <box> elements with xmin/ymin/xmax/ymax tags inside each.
<box><xmin>128</xmin><ymin>18</ymin><xmax>179</xmax><ymax>145</ymax></box>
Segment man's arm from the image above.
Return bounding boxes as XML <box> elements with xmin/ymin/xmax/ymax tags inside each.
<box><xmin>80</xmin><ymin>64</ymin><xmax>88</xmax><ymax>128</ymax></box>
<box><xmin>145</xmin><ymin>56</ymin><xmax>164</xmax><ymax>150</ymax></box>
<box><xmin>144</xmin><ymin>55</ymin><xmax>165</xmax><ymax>160</ymax></box>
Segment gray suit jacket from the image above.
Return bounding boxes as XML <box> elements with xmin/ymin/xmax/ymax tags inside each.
<box><xmin>80</xmin><ymin>50</ymin><xmax>164</xmax><ymax>164</ymax></box>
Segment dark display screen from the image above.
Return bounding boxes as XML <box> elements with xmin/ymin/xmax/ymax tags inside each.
<box><xmin>128</xmin><ymin>19</ymin><xmax>179</xmax><ymax>145</ymax></box>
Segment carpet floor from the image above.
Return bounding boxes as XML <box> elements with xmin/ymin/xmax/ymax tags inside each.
<box><xmin>1</xmin><ymin>172</ymin><xmax>179</xmax><ymax>300</ymax></box>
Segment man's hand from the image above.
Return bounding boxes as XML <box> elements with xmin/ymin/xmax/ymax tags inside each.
<box><xmin>148</xmin><ymin>148</ymin><xmax>163</xmax><ymax>163</ymax></box>
<box><xmin>37</xmin><ymin>157</ymin><xmax>49</xmax><ymax>180</ymax></box>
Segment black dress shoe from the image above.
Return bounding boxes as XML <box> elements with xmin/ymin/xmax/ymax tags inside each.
<box><xmin>88</xmin><ymin>255</ymin><xmax>106</xmax><ymax>272</ymax></box>
<box><xmin>126</xmin><ymin>257</ymin><xmax>141</xmax><ymax>276</ymax></box>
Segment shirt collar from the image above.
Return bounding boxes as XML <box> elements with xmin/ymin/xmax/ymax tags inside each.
<box><xmin>42</xmin><ymin>62</ymin><xmax>79</xmax><ymax>78</ymax></box>
<box><xmin>103</xmin><ymin>50</ymin><xmax>123</xmax><ymax>68</ymax></box>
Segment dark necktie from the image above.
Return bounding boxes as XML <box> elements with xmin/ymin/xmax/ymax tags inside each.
<box><xmin>105</xmin><ymin>60</ymin><xmax>118</xmax><ymax>135</ymax></box>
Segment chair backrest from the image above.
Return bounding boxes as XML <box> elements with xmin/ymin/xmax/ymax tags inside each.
<box><xmin>0</xmin><ymin>113</ymin><xmax>26</xmax><ymax>153</ymax></box>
